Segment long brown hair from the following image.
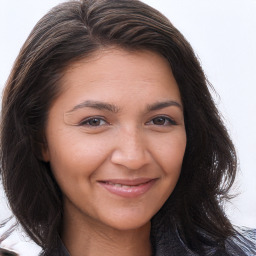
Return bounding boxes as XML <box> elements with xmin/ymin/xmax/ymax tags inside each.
<box><xmin>0</xmin><ymin>0</ymin><xmax>244</xmax><ymax>254</ymax></box>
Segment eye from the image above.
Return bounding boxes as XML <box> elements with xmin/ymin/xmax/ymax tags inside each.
<box><xmin>147</xmin><ymin>116</ymin><xmax>177</xmax><ymax>126</ymax></box>
<box><xmin>79</xmin><ymin>117</ymin><xmax>107</xmax><ymax>127</ymax></box>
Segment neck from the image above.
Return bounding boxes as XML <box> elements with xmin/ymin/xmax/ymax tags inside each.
<box><xmin>61</xmin><ymin>209</ymin><xmax>152</xmax><ymax>256</ymax></box>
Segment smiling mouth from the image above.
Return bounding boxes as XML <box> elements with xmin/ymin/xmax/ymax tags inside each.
<box><xmin>98</xmin><ymin>178</ymin><xmax>157</xmax><ymax>198</ymax></box>
<box><xmin>103</xmin><ymin>181</ymin><xmax>148</xmax><ymax>188</ymax></box>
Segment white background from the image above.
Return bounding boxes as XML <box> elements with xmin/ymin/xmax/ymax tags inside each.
<box><xmin>0</xmin><ymin>0</ymin><xmax>255</xmax><ymax>255</ymax></box>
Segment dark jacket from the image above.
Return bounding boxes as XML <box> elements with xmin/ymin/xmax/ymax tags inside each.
<box><xmin>48</xmin><ymin>229</ymin><xmax>256</xmax><ymax>256</ymax></box>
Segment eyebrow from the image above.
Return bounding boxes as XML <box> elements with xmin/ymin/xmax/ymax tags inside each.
<box><xmin>67</xmin><ymin>100</ymin><xmax>120</xmax><ymax>113</ymax></box>
<box><xmin>147</xmin><ymin>100</ymin><xmax>183</xmax><ymax>112</ymax></box>
<box><xmin>67</xmin><ymin>99</ymin><xmax>182</xmax><ymax>114</ymax></box>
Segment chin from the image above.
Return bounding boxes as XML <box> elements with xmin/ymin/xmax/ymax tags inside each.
<box><xmin>106</xmin><ymin>218</ymin><xmax>150</xmax><ymax>232</ymax></box>
<box><xmin>97</xmin><ymin>208</ymin><xmax>156</xmax><ymax>231</ymax></box>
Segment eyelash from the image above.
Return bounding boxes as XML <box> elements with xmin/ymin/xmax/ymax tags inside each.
<box><xmin>78</xmin><ymin>116</ymin><xmax>108</xmax><ymax>127</ymax></box>
<box><xmin>146</xmin><ymin>116</ymin><xmax>177</xmax><ymax>126</ymax></box>
<box><xmin>78</xmin><ymin>115</ymin><xmax>177</xmax><ymax>127</ymax></box>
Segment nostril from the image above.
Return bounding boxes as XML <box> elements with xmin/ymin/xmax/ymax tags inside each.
<box><xmin>110</xmin><ymin>149</ymin><xmax>150</xmax><ymax>170</ymax></box>
<box><xmin>110</xmin><ymin>130</ymin><xmax>150</xmax><ymax>169</ymax></box>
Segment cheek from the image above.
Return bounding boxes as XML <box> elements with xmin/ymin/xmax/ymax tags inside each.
<box><xmin>151</xmin><ymin>131</ymin><xmax>186</xmax><ymax>174</ymax></box>
<box><xmin>145</xmin><ymin>131</ymin><xmax>186</xmax><ymax>206</ymax></box>
<box><xmin>46</xmin><ymin>129</ymin><xmax>111</xmax><ymax>184</ymax></box>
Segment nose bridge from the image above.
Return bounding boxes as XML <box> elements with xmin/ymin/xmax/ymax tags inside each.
<box><xmin>111</xmin><ymin>125</ymin><xmax>149</xmax><ymax>169</ymax></box>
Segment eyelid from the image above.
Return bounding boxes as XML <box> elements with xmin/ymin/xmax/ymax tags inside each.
<box><xmin>78</xmin><ymin>116</ymin><xmax>109</xmax><ymax>127</ymax></box>
<box><xmin>146</xmin><ymin>115</ymin><xmax>177</xmax><ymax>126</ymax></box>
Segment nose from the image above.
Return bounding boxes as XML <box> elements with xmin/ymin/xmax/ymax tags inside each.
<box><xmin>110</xmin><ymin>127</ymin><xmax>151</xmax><ymax>170</ymax></box>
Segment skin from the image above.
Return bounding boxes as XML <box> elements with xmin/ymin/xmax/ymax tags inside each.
<box><xmin>43</xmin><ymin>48</ymin><xmax>187</xmax><ymax>256</ymax></box>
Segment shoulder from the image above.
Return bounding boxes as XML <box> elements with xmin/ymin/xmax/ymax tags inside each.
<box><xmin>153</xmin><ymin>226</ymin><xmax>256</xmax><ymax>256</ymax></box>
<box><xmin>40</xmin><ymin>240</ymin><xmax>70</xmax><ymax>256</ymax></box>
<box><xmin>225</xmin><ymin>228</ymin><xmax>256</xmax><ymax>256</ymax></box>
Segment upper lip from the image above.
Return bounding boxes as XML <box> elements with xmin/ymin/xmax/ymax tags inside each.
<box><xmin>98</xmin><ymin>178</ymin><xmax>157</xmax><ymax>186</ymax></box>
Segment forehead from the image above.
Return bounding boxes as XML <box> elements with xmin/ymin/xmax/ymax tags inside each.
<box><xmin>61</xmin><ymin>48</ymin><xmax>175</xmax><ymax>85</ymax></box>
<box><xmin>54</xmin><ymin>47</ymin><xmax>182</xmax><ymax>109</ymax></box>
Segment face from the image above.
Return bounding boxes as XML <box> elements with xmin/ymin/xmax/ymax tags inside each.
<box><xmin>43</xmin><ymin>48</ymin><xmax>186</xmax><ymax>231</ymax></box>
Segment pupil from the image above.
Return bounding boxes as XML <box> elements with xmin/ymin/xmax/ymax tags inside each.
<box><xmin>153</xmin><ymin>117</ymin><xmax>165</xmax><ymax>125</ymax></box>
<box><xmin>89</xmin><ymin>118</ymin><xmax>100</xmax><ymax>126</ymax></box>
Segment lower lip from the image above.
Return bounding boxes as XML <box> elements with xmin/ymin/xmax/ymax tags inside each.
<box><xmin>98</xmin><ymin>179</ymin><xmax>157</xmax><ymax>198</ymax></box>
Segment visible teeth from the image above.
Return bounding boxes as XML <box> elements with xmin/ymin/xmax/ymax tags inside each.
<box><xmin>114</xmin><ymin>184</ymin><xmax>133</xmax><ymax>188</ymax></box>
<box><xmin>105</xmin><ymin>182</ymin><xmax>136</xmax><ymax>188</ymax></box>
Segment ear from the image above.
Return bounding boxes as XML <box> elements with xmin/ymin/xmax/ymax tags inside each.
<box><xmin>31</xmin><ymin>134</ymin><xmax>50</xmax><ymax>162</ymax></box>
<box><xmin>32</xmin><ymin>143</ymin><xmax>50</xmax><ymax>162</ymax></box>
<box><xmin>41</xmin><ymin>143</ymin><xmax>50</xmax><ymax>162</ymax></box>
<box><xmin>34</xmin><ymin>138</ymin><xmax>50</xmax><ymax>162</ymax></box>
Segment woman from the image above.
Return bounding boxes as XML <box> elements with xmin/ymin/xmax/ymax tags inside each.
<box><xmin>0</xmin><ymin>0</ymin><xmax>255</xmax><ymax>255</ymax></box>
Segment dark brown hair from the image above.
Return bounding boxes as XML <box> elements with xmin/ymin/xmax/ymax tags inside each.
<box><xmin>0</xmin><ymin>0</ymin><xmax>248</xmax><ymax>254</ymax></box>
